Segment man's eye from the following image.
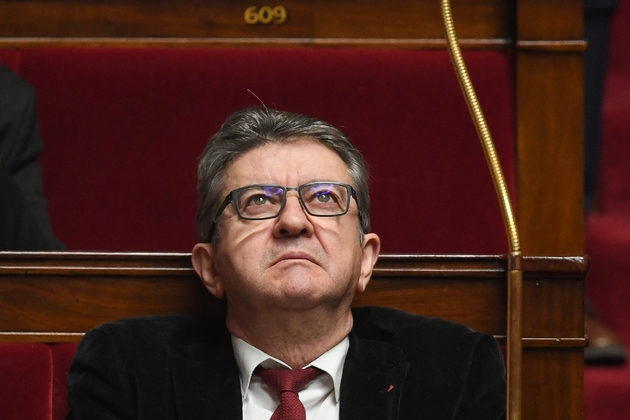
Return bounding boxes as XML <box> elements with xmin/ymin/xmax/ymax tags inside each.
<box><xmin>250</xmin><ymin>195</ymin><xmax>269</xmax><ymax>206</ymax></box>
<box><xmin>315</xmin><ymin>192</ymin><xmax>332</xmax><ymax>203</ymax></box>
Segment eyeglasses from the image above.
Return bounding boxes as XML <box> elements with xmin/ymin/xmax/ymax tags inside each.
<box><xmin>212</xmin><ymin>181</ymin><xmax>358</xmax><ymax>227</ymax></box>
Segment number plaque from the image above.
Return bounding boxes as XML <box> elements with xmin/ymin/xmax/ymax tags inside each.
<box><xmin>244</xmin><ymin>6</ymin><xmax>287</xmax><ymax>25</ymax></box>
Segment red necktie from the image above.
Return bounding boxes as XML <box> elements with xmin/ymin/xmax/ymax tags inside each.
<box><xmin>255</xmin><ymin>366</ymin><xmax>322</xmax><ymax>420</ymax></box>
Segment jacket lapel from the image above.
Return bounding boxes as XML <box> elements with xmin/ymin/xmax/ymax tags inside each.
<box><xmin>170</xmin><ymin>332</ymin><xmax>243</xmax><ymax>420</ymax></box>
<box><xmin>339</xmin><ymin>331</ymin><xmax>410</xmax><ymax>420</ymax></box>
<box><xmin>166</xmin><ymin>315</ymin><xmax>410</xmax><ymax>420</ymax></box>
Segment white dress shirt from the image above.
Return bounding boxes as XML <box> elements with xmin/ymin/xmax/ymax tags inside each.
<box><xmin>231</xmin><ymin>335</ymin><xmax>349</xmax><ymax>420</ymax></box>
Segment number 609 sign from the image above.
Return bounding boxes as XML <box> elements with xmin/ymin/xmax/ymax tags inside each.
<box><xmin>244</xmin><ymin>6</ymin><xmax>288</xmax><ymax>25</ymax></box>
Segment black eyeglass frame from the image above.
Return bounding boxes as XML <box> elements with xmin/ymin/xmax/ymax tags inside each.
<box><xmin>208</xmin><ymin>181</ymin><xmax>358</xmax><ymax>238</ymax></box>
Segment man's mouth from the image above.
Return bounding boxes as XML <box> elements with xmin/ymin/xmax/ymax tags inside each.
<box><xmin>272</xmin><ymin>251</ymin><xmax>317</xmax><ymax>266</ymax></box>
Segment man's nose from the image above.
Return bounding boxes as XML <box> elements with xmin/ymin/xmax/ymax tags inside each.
<box><xmin>272</xmin><ymin>194</ymin><xmax>314</xmax><ymax>237</ymax></box>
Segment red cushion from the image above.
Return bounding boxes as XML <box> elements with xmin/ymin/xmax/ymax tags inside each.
<box><xmin>52</xmin><ymin>343</ymin><xmax>79</xmax><ymax>420</ymax></box>
<box><xmin>0</xmin><ymin>49</ymin><xmax>20</xmax><ymax>72</ymax></box>
<box><xmin>585</xmin><ymin>364</ymin><xmax>630</xmax><ymax>420</ymax></box>
<box><xmin>1</xmin><ymin>48</ymin><xmax>514</xmax><ymax>253</ymax></box>
<box><xmin>585</xmin><ymin>214</ymin><xmax>630</xmax><ymax>339</ymax></box>
<box><xmin>0</xmin><ymin>343</ymin><xmax>53</xmax><ymax>420</ymax></box>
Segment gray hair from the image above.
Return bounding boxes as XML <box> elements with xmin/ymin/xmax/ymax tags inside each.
<box><xmin>196</xmin><ymin>107</ymin><xmax>371</xmax><ymax>244</ymax></box>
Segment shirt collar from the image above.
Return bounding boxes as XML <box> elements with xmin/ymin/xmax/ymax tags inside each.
<box><xmin>231</xmin><ymin>335</ymin><xmax>349</xmax><ymax>402</ymax></box>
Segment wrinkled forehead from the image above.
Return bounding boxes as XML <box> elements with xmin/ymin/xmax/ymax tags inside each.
<box><xmin>220</xmin><ymin>137</ymin><xmax>352</xmax><ymax>192</ymax></box>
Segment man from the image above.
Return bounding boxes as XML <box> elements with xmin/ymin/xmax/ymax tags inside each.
<box><xmin>0</xmin><ymin>65</ymin><xmax>63</xmax><ymax>250</ymax></box>
<box><xmin>67</xmin><ymin>107</ymin><xmax>506</xmax><ymax>419</ymax></box>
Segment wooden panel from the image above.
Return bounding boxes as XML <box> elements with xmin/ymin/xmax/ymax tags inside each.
<box><xmin>513</xmin><ymin>2</ymin><xmax>584</xmax><ymax>417</ymax></box>
<box><xmin>521</xmin><ymin>266</ymin><xmax>584</xmax><ymax>338</ymax></box>
<box><xmin>515</xmin><ymin>0</ymin><xmax>585</xmax><ymax>256</ymax></box>
<box><xmin>0</xmin><ymin>252</ymin><xmax>586</xmax><ymax>343</ymax></box>
<box><xmin>0</xmin><ymin>250</ymin><xmax>586</xmax><ymax>420</ymax></box>
<box><xmin>517</xmin><ymin>51</ymin><xmax>585</xmax><ymax>254</ymax></box>
<box><xmin>517</xmin><ymin>0</ymin><xmax>583</xmax><ymax>40</ymax></box>
<box><xmin>0</xmin><ymin>0</ymin><xmax>512</xmax><ymax>43</ymax></box>
<box><xmin>522</xmin><ymin>349</ymin><xmax>584</xmax><ymax>420</ymax></box>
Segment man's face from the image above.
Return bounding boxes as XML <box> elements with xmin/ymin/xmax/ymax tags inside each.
<box><xmin>194</xmin><ymin>138</ymin><xmax>379</xmax><ymax>320</ymax></box>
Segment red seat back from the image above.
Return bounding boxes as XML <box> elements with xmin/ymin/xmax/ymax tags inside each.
<box><xmin>0</xmin><ymin>48</ymin><xmax>515</xmax><ymax>254</ymax></box>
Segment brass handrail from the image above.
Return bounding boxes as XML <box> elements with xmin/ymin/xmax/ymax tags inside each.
<box><xmin>440</xmin><ymin>1</ymin><xmax>523</xmax><ymax>419</ymax></box>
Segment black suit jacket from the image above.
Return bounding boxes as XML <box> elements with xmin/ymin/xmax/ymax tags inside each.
<box><xmin>67</xmin><ymin>306</ymin><xmax>506</xmax><ymax>419</ymax></box>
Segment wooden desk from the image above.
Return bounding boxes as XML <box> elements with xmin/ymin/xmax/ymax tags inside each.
<box><xmin>0</xmin><ymin>252</ymin><xmax>586</xmax><ymax>419</ymax></box>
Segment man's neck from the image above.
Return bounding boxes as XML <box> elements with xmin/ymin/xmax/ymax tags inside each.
<box><xmin>226</xmin><ymin>307</ymin><xmax>353</xmax><ymax>369</ymax></box>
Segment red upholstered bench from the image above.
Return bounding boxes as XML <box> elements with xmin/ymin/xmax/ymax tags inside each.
<box><xmin>583</xmin><ymin>2</ymin><xmax>630</xmax><ymax>416</ymax></box>
<box><xmin>0</xmin><ymin>47</ymin><xmax>515</xmax><ymax>254</ymax></box>
<box><xmin>0</xmin><ymin>47</ymin><xmax>515</xmax><ymax>420</ymax></box>
<box><xmin>0</xmin><ymin>343</ymin><xmax>77</xmax><ymax>420</ymax></box>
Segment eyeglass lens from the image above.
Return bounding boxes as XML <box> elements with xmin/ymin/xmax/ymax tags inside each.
<box><xmin>235</xmin><ymin>183</ymin><xmax>350</xmax><ymax>219</ymax></box>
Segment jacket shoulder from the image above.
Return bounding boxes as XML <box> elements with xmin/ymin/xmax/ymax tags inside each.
<box><xmin>352</xmin><ymin>306</ymin><xmax>477</xmax><ymax>340</ymax></box>
<box><xmin>351</xmin><ymin>306</ymin><xmax>502</xmax><ymax>369</ymax></box>
<box><xmin>78</xmin><ymin>315</ymin><xmax>227</xmax><ymax>360</ymax></box>
<box><xmin>351</xmin><ymin>307</ymin><xmax>506</xmax><ymax>419</ymax></box>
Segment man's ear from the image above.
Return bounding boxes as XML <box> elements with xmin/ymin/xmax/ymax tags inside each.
<box><xmin>356</xmin><ymin>233</ymin><xmax>381</xmax><ymax>293</ymax></box>
<box><xmin>192</xmin><ymin>243</ymin><xmax>225</xmax><ymax>299</ymax></box>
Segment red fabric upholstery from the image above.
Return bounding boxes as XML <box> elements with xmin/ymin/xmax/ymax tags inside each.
<box><xmin>52</xmin><ymin>343</ymin><xmax>78</xmax><ymax>420</ymax></box>
<box><xmin>0</xmin><ymin>48</ymin><xmax>515</xmax><ymax>254</ymax></box>
<box><xmin>0</xmin><ymin>342</ymin><xmax>78</xmax><ymax>420</ymax></box>
<box><xmin>584</xmin><ymin>1</ymin><xmax>630</xmax><ymax>419</ymax></box>
<box><xmin>0</xmin><ymin>343</ymin><xmax>53</xmax><ymax>420</ymax></box>
<box><xmin>0</xmin><ymin>49</ymin><xmax>20</xmax><ymax>72</ymax></box>
<box><xmin>585</xmin><ymin>0</ymin><xmax>630</xmax><ymax>331</ymax></box>
<box><xmin>585</xmin><ymin>364</ymin><xmax>630</xmax><ymax>420</ymax></box>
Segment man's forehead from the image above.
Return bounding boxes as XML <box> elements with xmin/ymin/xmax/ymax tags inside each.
<box><xmin>221</xmin><ymin>138</ymin><xmax>350</xmax><ymax>189</ymax></box>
